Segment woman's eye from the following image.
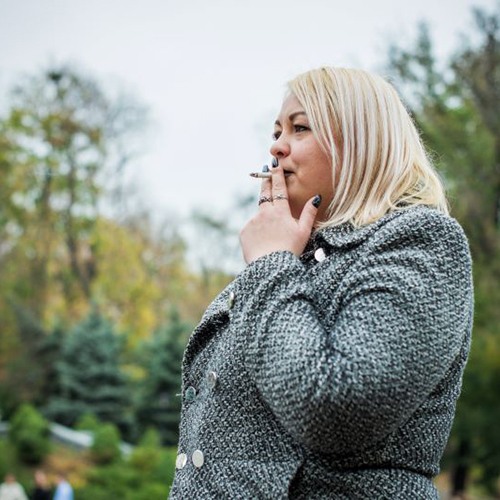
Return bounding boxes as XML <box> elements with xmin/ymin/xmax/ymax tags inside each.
<box><xmin>294</xmin><ymin>125</ymin><xmax>309</xmax><ymax>133</ymax></box>
<box><xmin>272</xmin><ymin>131</ymin><xmax>281</xmax><ymax>140</ymax></box>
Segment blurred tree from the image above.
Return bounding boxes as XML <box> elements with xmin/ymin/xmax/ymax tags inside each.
<box><xmin>44</xmin><ymin>308</ymin><xmax>133</xmax><ymax>438</ymax></box>
<box><xmin>91</xmin><ymin>422</ymin><xmax>122</xmax><ymax>465</ymax></box>
<box><xmin>129</xmin><ymin>427</ymin><xmax>162</xmax><ymax>473</ymax></box>
<box><xmin>8</xmin><ymin>403</ymin><xmax>50</xmax><ymax>464</ymax></box>
<box><xmin>187</xmin><ymin>191</ymin><xmax>254</xmax><ymax>274</ymax></box>
<box><xmin>1</xmin><ymin>306</ymin><xmax>63</xmax><ymax>412</ymax></box>
<box><xmin>0</xmin><ymin>63</ymin><xmax>214</xmax><ymax>428</ymax></box>
<box><xmin>0</xmin><ymin>64</ymin><xmax>148</xmax><ymax>383</ymax></box>
<box><xmin>182</xmin><ymin>194</ymin><xmax>254</xmax><ymax>320</ymax></box>
<box><xmin>136</xmin><ymin>307</ymin><xmax>190</xmax><ymax>445</ymax></box>
<box><xmin>387</xmin><ymin>4</ymin><xmax>500</xmax><ymax>495</ymax></box>
<box><xmin>92</xmin><ymin>213</ymin><xmax>190</xmax><ymax>345</ymax></box>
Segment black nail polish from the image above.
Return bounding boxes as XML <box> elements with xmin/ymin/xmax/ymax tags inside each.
<box><xmin>262</xmin><ymin>164</ymin><xmax>269</xmax><ymax>172</ymax></box>
<box><xmin>312</xmin><ymin>195</ymin><xmax>322</xmax><ymax>208</ymax></box>
<box><xmin>272</xmin><ymin>157</ymin><xmax>279</xmax><ymax>168</ymax></box>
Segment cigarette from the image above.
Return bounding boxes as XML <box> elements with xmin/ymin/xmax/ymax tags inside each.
<box><xmin>249</xmin><ymin>172</ymin><xmax>272</xmax><ymax>179</ymax></box>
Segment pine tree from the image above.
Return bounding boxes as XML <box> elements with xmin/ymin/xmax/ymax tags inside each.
<box><xmin>45</xmin><ymin>308</ymin><xmax>133</xmax><ymax>437</ymax></box>
<box><xmin>1</xmin><ymin>305</ymin><xmax>63</xmax><ymax>413</ymax></box>
<box><xmin>136</xmin><ymin>308</ymin><xmax>189</xmax><ymax>445</ymax></box>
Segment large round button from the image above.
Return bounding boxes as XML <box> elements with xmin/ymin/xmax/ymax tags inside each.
<box><xmin>192</xmin><ymin>449</ymin><xmax>204</xmax><ymax>468</ymax></box>
<box><xmin>175</xmin><ymin>453</ymin><xmax>187</xmax><ymax>469</ymax></box>
<box><xmin>185</xmin><ymin>386</ymin><xmax>197</xmax><ymax>402</ymax></box>
<box><xmin>227</xmin><ymin>291</ymin><xmax>235</xmax><ymax>309</ymax></box>
<box><xmin>314</xmin><ymin>248</ymin><xmax>326</xmax><ymax>262</ymax></box>
<box><xmin>207</xmin><ymin>371</ymin><xmax>218</xmax><ymax>389</ymax></box>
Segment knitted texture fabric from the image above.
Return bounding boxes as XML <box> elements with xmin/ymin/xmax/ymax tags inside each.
<box><xmin>170</xmin><ymin>205</ymin><xmax>473</xmax><ymax>499</ymax></box>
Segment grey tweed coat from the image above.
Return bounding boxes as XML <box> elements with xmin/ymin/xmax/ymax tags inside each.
<box><xmin>169</xmin><ymin>205</ymin><xmax>473</xmax><ymax>499</ymax></box>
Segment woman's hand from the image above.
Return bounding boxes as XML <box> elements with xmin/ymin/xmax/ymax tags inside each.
<box><xmin>240</xmin><ymin>165</ymin><xmax>321</xmax><ymax>264</ymax></box>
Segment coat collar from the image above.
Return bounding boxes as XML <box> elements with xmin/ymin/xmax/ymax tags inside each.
<box><xmin>309</xmin><ymin>206</ymin><xmax>425</xmax><ymax>250</ymax></box>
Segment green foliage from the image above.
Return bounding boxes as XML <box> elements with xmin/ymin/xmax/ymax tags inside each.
<box><xmin>2</xmin><ymin>309</ymin><xmax>63</xmax><ymax>412</ymax></box>
<box><xmin>76</xmin><ymin>448</ymin><xmax>176</xmax><ymax>499</ymax></box>
<box><xmin>8</xmin><ymin>404</ymin><xmax>50</xmax><ymax>464</ymax></box>
<box><xmin>138</xmin><ymin>426</ymin><xmax>161</xmax><ymax>448</ymax></box>
<box><xmin>45</xmin><ymin>308</ymin><xmax>133</xmax><ymax>438</ymax></box>
<box><xmin>0</xmin><ymin>440</ymin><xmax>13</xmax><ymax>479</ymax></box>
<box><xmin>75</xmin><ymin>413</ymin><xmax>101</xmax><ymax>432</ymax></box>
<box><xmin>77</xmin><ymin>469</ymin><xmax>169</xmax><ymax>500</ymax></box>
<box><xmin>90</xmin><ymin>423</ymin><xmax>122</xmax><ymax>465</ymax></box>
<box><xmin>0</xmin><ymin>64</ymin><xmax>157</xmax><ymax>349</ymax></box>
<box><xmin>0</xmin><ymin>64</ymin><xmax>222</xmax><ymax>455</ymax></box>
<box><xmin>157</xmin><ymin>446</ymin><xmax>178</xmax><ymax>489</ymax></box>
<box><xmin>387</xmin><ymin>3</ymin><xmax>500</xmax><ymax>495</ymax></box>
<box><xmin>0</xmin><ymin>61</ymin><xmax>210</xmax><ymax>497</ymax></box>
<box><xmin>136</xmin><ymin>308</ymin><xmax>189</xmax><ymax>445</ymax></box>
<box><xmin>128</xmin><ymin>428</ymin><xmax>162</xmax><ymax>473</ymax></box>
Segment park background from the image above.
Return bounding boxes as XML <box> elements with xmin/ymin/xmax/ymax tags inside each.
<box><xmin>0</xmin><ymin>0</ymin><xmax>499</xmax><ymax>498</ymax></box>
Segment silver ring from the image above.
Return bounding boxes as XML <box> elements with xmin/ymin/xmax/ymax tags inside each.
<box><xmin>258</xmin><ymin>196</ymin><xmax>273</xmax><ymax>206</ymax></box>
<box><xmin>273</xmin><ymin>194</ymin><xmax>288</xmax><ymax>201</ymax></box>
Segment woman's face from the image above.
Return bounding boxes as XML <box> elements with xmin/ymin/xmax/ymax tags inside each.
<box><xmin>270</xmin><ymin>94</ymin><xmax>334</xmax><ymax>221</ymax></box>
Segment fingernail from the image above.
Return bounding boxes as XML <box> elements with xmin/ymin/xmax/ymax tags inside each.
<box><xmin>272</xmin><ymin>157</ymin><xmax>279</xmax><ymax>168</ymax></box>
<box><xmin>262</xmin><ymin>164</ymin><xmax>269</xmax><ymax>172</ymax></box>
<box><xmin>312</xmin><ymin>195</ymin><xmax>322</xmax><ymax>208</ymax></box>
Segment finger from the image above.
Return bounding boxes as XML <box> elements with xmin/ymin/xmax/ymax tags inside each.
<box><xmin>270</xmin><ymin>166</ymin><xmax>290</xmax><ymax>212</ymax></box>
<box><xmin>298</xmin><ymin>194</ymin><xmax>322</xmax><ymax>232</ymax></box>
<box><xmin>258</xmin><ymin>165</ymin><xmax>272</xmax><ymax>208</ymax></box>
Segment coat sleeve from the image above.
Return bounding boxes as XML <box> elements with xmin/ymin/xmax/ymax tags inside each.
<box><xmin>230</xmin><ymin>211</ymin><xmax>473</xmax><ymax>456</ymax></box>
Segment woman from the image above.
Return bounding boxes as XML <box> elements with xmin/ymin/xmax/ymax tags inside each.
<box><xmin>169</xmin><ymin>67</ymin><xmax>473</xmax><ymax>499</ymax></box>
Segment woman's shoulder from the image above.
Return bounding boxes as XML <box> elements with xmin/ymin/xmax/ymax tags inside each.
<box><xmin>375</xmin><ymin>205</ymin><xmax>470</xmax><ymax>256</ymax></box>
<box><xmin>384</xmin><ymin>205</ymin><xmax>464</xmax><ymax>234</ymax></box>
<box><xmin>317</xmin><ymin>205</ymin><xmax>469</xmax><ymax>255</ymax></box>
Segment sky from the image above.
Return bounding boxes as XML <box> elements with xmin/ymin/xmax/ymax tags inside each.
<box><xmin>0</xmin><ymin>0</ymin><xmax>497</xmax><ymax>222</ymax></box>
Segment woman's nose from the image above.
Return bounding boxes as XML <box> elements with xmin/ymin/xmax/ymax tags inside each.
<box><xmin>270</xmin><ymin>135</ymin><xmax>290</xmax><ymax>159</ymax></box>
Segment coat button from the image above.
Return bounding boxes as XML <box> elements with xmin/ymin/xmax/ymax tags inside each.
<box><xmin>192</xmin><ymin>449</ymin><xmax>204</xmax><ymax>468</ymax></box>
<box><xmin>207</xmin><ymin>371</ymin><xmax>218</xmax><ymax>389</ymax></box>
<box><xmin>314</xmin><ymin>248</ymin><xmax>326</xmax><ymax>262</ymax></box>
<box><xmin>175</xmin><ymin>453</ymin><xmax>187</xmax><ymax>469</ymax></box>
<box><xmin>185</xmin><ymin>386</ymin><xmax>197</xmax><ymax>402</ymax></box>
<box><xmin>228</xmin><ymin>291</ymin><xmax>235</xmax><ymax>309</ymax></box>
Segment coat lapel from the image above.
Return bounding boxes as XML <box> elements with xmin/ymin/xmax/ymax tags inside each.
<box><xmin>182</xmin><ymin>282</ymin><xmax>233</xmax><ymax>367</ymax></box>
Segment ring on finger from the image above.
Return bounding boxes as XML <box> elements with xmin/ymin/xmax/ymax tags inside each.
<box><xmin>273</xmin><ymin>194</ymin><xmax>288</xmax><ymax>201</ymax></box>
<box><xmin>258</xmin><ymin>196</ymin><xmax>273</xmax><ymax>206</ymax></box>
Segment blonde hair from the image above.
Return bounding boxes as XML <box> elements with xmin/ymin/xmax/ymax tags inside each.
<box><xmin>288</xmin><ymin>67</ymin><xmax>448</xmax><ymax>228</ymax></box>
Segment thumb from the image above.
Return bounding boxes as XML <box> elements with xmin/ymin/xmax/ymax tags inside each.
<box><xmin>298</xmin><ymin>194</ymin><xmax>322</xmax><ymax>231</ymax></box>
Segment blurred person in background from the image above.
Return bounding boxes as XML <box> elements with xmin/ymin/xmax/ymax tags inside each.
<box><xmin>52</xmin><ymin>474</ymin><xmax>72</xmax><ymax>500</ymax></box>
<box><xmin>0</xmin><ymin>473</ymin><xmax>27</xmax><ymax>500</ymax></box>
<box><xmin>30</xmin><ymin>471</ymin><xmax>50</xmax><ymax>500</ymax></box>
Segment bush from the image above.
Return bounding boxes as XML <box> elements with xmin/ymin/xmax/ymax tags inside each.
<box><xmin>8</xmin><ymin>404</ymin><xmax>50</xmax><ymax>464</ymax></box>
<box><xmin>90</xmin><ymin>423</ymin><xmax>121</xmax><ymax>465</ymax></box>
<box><xmin>75</xmin><ymin>413</ymin><xmax>100</xmax><ymax>432</ymax></box>
<box><xmin>158</xmin><ymin>447</ymin><xmax>177</xmax><ymax>488</ymax></box>
<box><xmin>129</xmin><ymin>428</ymin><xmax>162</xmax><ymax>473</ymax></box>
<box><xmin>77</xmin><ymin>463</ymin><xmax>138</xmax><ymax>499</ymax></box>
<box><xmin>0</xmin><ymin>439</ymin><xmax>13</xmax><ymax>478</ymax></box>
<box><xmin>77</xmin><ymin>462</ymin><xmax>168</xmax><ymax>500</ymax></box>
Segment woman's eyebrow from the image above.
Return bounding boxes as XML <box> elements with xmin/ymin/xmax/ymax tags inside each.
<box><xmin>289</xmin><ymin>111</ymin><xmax>307</xmax><ymax>121</ymax></box>
<box><xmin>274</xmin><ymin>111</ymin><xmax>307</xmax><ymax>127</ymax></box>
